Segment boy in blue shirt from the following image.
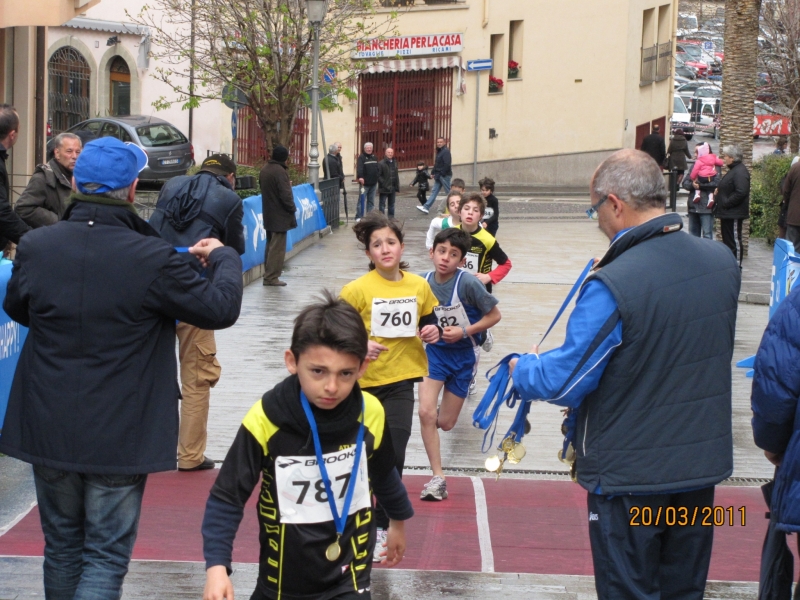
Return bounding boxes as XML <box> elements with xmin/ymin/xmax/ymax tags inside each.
<box><xmin>201</xmin><ymin>292</ymin><xmax>413</xmax><ymax>600</ymax></box>
<box><xmin>418</xmin><ymin>229</ymin><xmax>502</xmax><ymax>501</ymax></box>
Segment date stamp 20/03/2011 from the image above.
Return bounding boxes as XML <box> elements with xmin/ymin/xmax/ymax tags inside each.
<box><xmin>629</xmin><ymin>506</ymin><xmax>746</xmax><ymax>527</ymax></box>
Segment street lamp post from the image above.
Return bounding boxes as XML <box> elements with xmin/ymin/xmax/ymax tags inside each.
<box><xmin>307</xmin><ymin>0</ymin><xmax>327</xmax><ymax>194</ymax></box>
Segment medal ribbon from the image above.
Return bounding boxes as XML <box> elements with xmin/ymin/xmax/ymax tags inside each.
<box><xmin>300</xmin><ymin>392</ymin><xmax>365</xmax><ymax>539</ymax></box>
<box><xmin>472</xmin><ymin>258</ymin><xmax>595</xmax><ymax>451</ymax></box>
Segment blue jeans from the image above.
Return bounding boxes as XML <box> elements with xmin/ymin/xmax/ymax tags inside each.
<box><xmin>688</xmin><ymin>212</ymin><xmax>713</xmax><ymax>240</ymax></box>
<box><xmin>356</xmin><ymin>183</ymin><xmax>378</xmax><ymax>218</ymax></box>
<box><xmin>422</xmin><ymin>175</ymin><xmax>451</xmax><ymax>212</ymax></box>
<box><xmin>379</xmin><ymin>192</ymin><xmax>396</xmax><ymax>218</ymax></box>
<box><xmin>33</xmin><ymin>466</ymin><xmax>148</xmax><ymax>600</ymax></box>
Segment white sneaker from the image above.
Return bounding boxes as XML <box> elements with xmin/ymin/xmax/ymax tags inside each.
<box><xmin>373</xmin><ymin>528</ymin><xmax>387</xmax><ymax>562</ymax></box>
<box><xmin>468</xmin><ymin>378</ymin><xmax>477</xmax><ymax>396</ymax></box>
<box><xmin>420</xmin><ymin>476</ymin><xmax>448</xmax><ymax>501</ymax></box>
<box><xmin>416</xmin><ymin>205</ymin><xmax>430</xmax><ymax>214</ymax></box>
<box><xmin>482</xmin><ymin>329</ymin><xmax>494</xmax><ymax>352</ymax></box>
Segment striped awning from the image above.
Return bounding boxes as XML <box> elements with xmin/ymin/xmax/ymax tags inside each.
<box><xmin>360</xmin><ymin>56</ymin><xmax>465</xmax><ymax>95</ymax></box>
<box><xmin>361</xmin><ymin>56</ymin><xmax>464</xmax><ymax>74</ymax></box>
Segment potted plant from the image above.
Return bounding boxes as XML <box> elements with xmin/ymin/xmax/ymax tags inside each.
<box><xmin>508</xmin><ymin>60</ymin><xmax>520</xmax><ymax>79</ymax></box>
<box><xmin>489</xmin><ymin>75</ymin><xmax>504</xmax><ymax>93</ymax></box>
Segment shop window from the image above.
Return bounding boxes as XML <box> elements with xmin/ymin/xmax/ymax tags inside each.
<box><xmin>109</xmin><ymin>56</ymin><xmax>131</xmax><ymax>117</ymax></box>
<box><xmin>508</xmin><ymin>21</ymin><xmax>523</xmax><ymax>80</ymax></box>
<box><xmin>48</xmin><ymin>47</ymin><xmax>91</xmax><ymax>136</ymax></box>
<box><xmin>490</xmin><ymin>34</ymin><xmax>504</xmax><ymax>93</ymax></box>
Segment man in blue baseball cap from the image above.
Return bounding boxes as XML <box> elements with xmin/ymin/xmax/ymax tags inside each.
<box><xmin>1</xmin><ymin>136</ymin><xmax>245</xmax><ymax>598</ymax></box>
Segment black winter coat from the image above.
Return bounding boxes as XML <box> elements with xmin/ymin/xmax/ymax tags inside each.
<box><xmin>433</xmin><ymin>146</ymin><xmax>452</xmax><ymax>179</ymax></box>
<box><xmin>378</xmin><ymin>158</ymin><xmax>400</xmax><ymax>194</ymax></box>
<box><xmin>356</xmin><ymin>152</ymin><xmax>380</xmax><ymax>186</ymax></box>
<box><xmin>640</xmin><ymin>133</ymin><xmax>667</xmax><ymax>166</ymax></box>
<box><xmin>322</xmin><ymin>152</ymin><xmax>344</xmax><ymax>187</ymax></box>
<box><xmin>14</xmin><ymin>160</ymin><xmax>73</xmax><ymax>228</ymax></box>
<box><xmin>0</xmin><ymin>145</ymin><xmax>30</xmax><ymax>248</ymax></box>
<box><xmin>715</xmin><ymin>160</ymin><xmax>750</xmax><ymax>220</ymax></box>
<box><xmin>0</xmin><ymin>197</ymin><xmax>243</xmax><ymax>474</ymax></box>
<box><xmin>259</xmin><ymin>160</ymin><xmax>297</xmax><ymax>233</ymax></box>
<box><xmin>666</xmin><ymin>135</ymin><xmax>692</xmax><ymax>171</ymax></box>
<box><xmin>149</xmin><ymin>171</ymin><xmax>245</xmax><ymax>273</ymax></box>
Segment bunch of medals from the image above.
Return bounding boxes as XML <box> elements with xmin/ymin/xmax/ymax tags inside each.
<box><xmin>485</xmin><ymin>434</ymin><xmax>526</xmax><ymax>480</ymax></box>
<box><xmin>558</xmin><ymin>408</ymin><xmax>577</xmax><ymax>482</ymax></box>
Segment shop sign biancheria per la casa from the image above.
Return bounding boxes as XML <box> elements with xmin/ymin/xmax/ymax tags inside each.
<box><xmin>352</xmin><ymin>33</ymin><xmax>464</xmax><ymax>59</ymax></box>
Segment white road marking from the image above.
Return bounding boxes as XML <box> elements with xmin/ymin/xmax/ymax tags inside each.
<box><xmin>470</xmin><ymin>476</ymin><xmax>494</xmax><ymax>573</ymax></box>
<box><xmin>0</xmin><ymin>500</ymin><xmax>37</xmax><ymax>538</ymax></box>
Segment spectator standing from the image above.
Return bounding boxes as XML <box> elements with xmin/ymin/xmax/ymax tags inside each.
<box><xmin>774</xmin><ymin>136</ymin><xmax>788</xmax><ymax>155</ymax></box>
<box><xmin>0</xmin><ymin>136</ymin><xmax>243</xmax><ymax>599</ymax></box>
<box><xmin>378</xmin><ymin>147</ymin><xmax>400</xmax><ymax>218</ymax></box>
<box><xmin>665</xmin><ymin>128</ymin><xmax>692</xmax><ymax>191</ymax></box>
<box><xmin>640</xmin><ymin>123</ymin><xmax>666</xmax><ymax>167</ymax></box>
<box><xmin>322</xmin><ymin>142</ymin><xmax>344</xmax><ymax>190</ymax></box>
<box><xmin>751</xmin><ymin>282</ymin><xmax>800</xmax><ymax>593</ymax></box>
<box><xmin>259</xmin><ymin>145</ymin><xmax>297</xmax><ymax>287</ymax></box>
<box><xmin>149</xmin><ymin>153</ymin><xmax>245</xmax><ymax>471</ymax></box>
<box><xmin>478</xmin><ymin>176</ymin><xmax>500</xmax><ymax>236</ymax></box>
<box><xmin>509</xmin><ymin>149</ymin><xmax>740</xmax><ymax>599</ymax></box>
<box><xmin>0</xmin><ymin>104</ymin><xmax>30</xmax><ymax>253</ymax></box>
<box><xmin>356</xmin><ymin>142</ymin><xmax>380</xmax><ymax>218</ymax></box>
<box><xmin>417</xmin><ymin>137</ymin><xmax>452</xmax><ymax>214</ymax></box>
<box><xmin>15</xmin><ymin>132</ymin><xmax>81</xmax><ymax>228</ymax></box>
<box><xmin>781</xmin><ymin>157</ymin><xmax>800</xmax><ymax>251</ymax></box>
<box><xmin>714</xmin><ymin>144</ymin><xmax>750</xmax><ymax>267</ymax></box>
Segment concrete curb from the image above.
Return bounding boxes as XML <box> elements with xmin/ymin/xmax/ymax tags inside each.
<box><xmin>242</xmin><ymin>226</ymin><xmax>333</xmax><ymax>287</ymax></box>
<box><xmin>739</xmin><ymin>292</ymin><xmax>770</xmax><ymax>306</ymax></box>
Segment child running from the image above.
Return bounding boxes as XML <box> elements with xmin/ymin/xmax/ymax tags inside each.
<box><xmin>410</xmin><ymin>161</ymin><xmax>432</xmax><ymax>206</ymax></box>
<box><xmin>339</xmin><ymin>211</ymin><xmax>440</xmax><ymax>561</ymax></box>
<box><xmin>419</xmin><ymin>228</ymin><xmax>502</xmax><ymax>501</ymax></box>
<box><xmin>425</xmin><ymin>190</ymin><xmax>463</xmax><ymax>249</ymax></box>
<box><xmin>457</xmin><ymin>193</ymin><xmax>512</xmax><ymax>294</ymax></box>
<box><xmin>201</xmin><ymin>293</ymin><xmax>413</xmax><ymax>600</ymax></box>
<box><xmin>450</xmin><ymin>178</ymin><xmax>466</xmax><ymax>196</ymax></box>
<box><xmin>478</xmin><ymin>177</ymin><xmax>500</xmax><ymax>236</ymax></box>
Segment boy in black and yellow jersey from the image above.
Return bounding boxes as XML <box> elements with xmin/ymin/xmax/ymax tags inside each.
<box><xmin>457</xmin><ymin>193</ymin><xmax>512</xmax><ymax>294</ymax></box>
<box><xmin>201</xmin><ymin>293</ymin><xmax>413</xmax><ymax>600</ymax></box>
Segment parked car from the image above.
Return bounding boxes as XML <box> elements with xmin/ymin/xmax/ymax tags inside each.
<box><xmin>675</xmin><ymin>64</ymin><xmax>698</xmax><ymax>80</ymax></box>
<box><xmin>671</xmin><ymin>94</ymin><xmax>695</xmax><ymax>140</ymax></box>
<box><xmin>675</xmin><ymin>53</ymin><xmax>708</xmax><ymax>77</ymax></box>
<box><xmin>56</xmin><ymin>116</ymin><xmax>194</xmax><ymax>182</ymax></box>
<box><xmin>676</xmin><ymin>43</ymin><xmax>719</xmax><ymax>75</ymax></box>
<box><xmin>676</xmin><ymin>82</ymin><xmax>721</xmax><ymax>105</ymax></box>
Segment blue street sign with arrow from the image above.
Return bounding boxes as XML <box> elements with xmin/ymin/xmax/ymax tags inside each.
<box><xmin>231</xmin><ymin>110</ymin><xmax>238</xmax><ymax>140</ymax></box>
<box><xmin>467</xmin><ymin>59</ymin><xmax>493</xmax><ymax>72</ymax></box>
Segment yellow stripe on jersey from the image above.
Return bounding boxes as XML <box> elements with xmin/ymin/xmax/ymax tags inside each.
<box><xmin>362</xmin><ymin>391</ymin><xmax>385</xmax><ymax>450</ymax></box>
<box><xmin>242</xmin><ymin>400</ymin><xmax>280</xmax><ymax>456</ymax></box>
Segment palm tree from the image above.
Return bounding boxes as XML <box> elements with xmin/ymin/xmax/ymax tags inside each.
<box><xmin>719</xmin><ymin>0</ymin><xmax>763</xmax><ymax>253</ymax></box>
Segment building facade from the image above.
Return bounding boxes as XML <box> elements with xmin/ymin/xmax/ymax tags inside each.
<box><xmin>318</xmin><ymin>0</ymin><xmax>679</xmax><ymax>186</ymax></box>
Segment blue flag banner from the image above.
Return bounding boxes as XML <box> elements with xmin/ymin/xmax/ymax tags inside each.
<box><xmin>240</xmin><ymin>183</ymin><xmax>327</xmax><ymax>272</ymax></box>
<box><xmin>770</xmin><ymin>238</ymin><xmax>800</xmax><ymax>320</ymax></box>
<box><xmin>0</xmin><ymin>259</ymin><xmax>28</xmax><ymax>430</ymax></box>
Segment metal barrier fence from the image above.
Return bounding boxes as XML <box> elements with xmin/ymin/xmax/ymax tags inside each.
<box><xmin>319</xmin><ymin>178</ymin><xmax>340</xmax><ymax>228</ymax></box>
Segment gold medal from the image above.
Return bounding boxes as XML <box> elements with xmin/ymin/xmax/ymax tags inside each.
<box><xmin>485</xmin><ymin>455</ymin><xmax>502</xmax><ymax>472</ymax></box>
<box><xmin>326</xmin><ymin>539</ymin><xmax>341</xmax><ymax>562</ymax></box>
<box><xmin>500</xmin><ymin>437</ymin><xmax>516</xmax><ymax>454</ymax></box>
<box><xmin>507</xmin><ymin>442</ymin><xmax>526</xmax><ymax>464</ymax></box>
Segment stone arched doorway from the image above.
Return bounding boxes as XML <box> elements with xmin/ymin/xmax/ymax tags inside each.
<box><xmin>48</xmin><ymin>46</ymin><xmax>91</xmax><ymax>136</ymax></box>
<box><xmin>109</xmin><ymin>56</ymin><xmax>131</xmax><ymax>116</ymax></box>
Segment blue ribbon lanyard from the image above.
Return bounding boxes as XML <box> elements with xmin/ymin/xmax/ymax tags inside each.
<box><xmin>472</xmin><ymin>258</ymin><xmax>595</xmax><ymax>452</ymax></box>
<box><xmin>300</xmin><ymin>392</ymin><xmax>365</xmax><ymax>538</ymax></box>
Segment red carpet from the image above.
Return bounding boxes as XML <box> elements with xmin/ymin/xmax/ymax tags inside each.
<box><xmin>0</xmin><ymin>472</ymin><xmax>774</xmax><ymax>581</ymax></box>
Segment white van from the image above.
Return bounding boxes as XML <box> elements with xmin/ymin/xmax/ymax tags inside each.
<box><xmin>671</xmin><ymin>94</ymin><xmax>695</xmax><ymax>140</ymax></box>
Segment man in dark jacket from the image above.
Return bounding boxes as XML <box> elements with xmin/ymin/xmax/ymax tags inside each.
<box><xmin>378</xmin><ymin>147</ymin><xmax>400</xmax><ymax>218</ymax></box>
<box><xmin>0</xmin><ymin>136</ymin><xmax>243</xmax><ymax>599</ymax></box>
<box><xmin>15</xmin><ymin>132</ymin><xmax>81</xmax><ymax>228</ymax></box>
<box><xmin>356</xmin><ymin>142</ymin><xmax>380</xmax><ymax>219</ymax></box>
<box><xmin>259</xmin><ymin>145</ymin><xmax>297</xmax><ymax>286</ymax></box>
<box><xmin>418</xmin><ymin>137</ymin><xmax>452</xmax><ymax>214</ymax></box>
<box><xmin>714</xmin><ymin>144</ymin><xmax>750</xmax><ymax>267</ymax></box>
<box><xmin>149</xmin><ymin>153</ymin><xmax>245</xmax><ymax>471</ymax></box>
<box><xmin>322</xmin><ymin>142</ymin><xmax>344</xmax><ymax>189</ymax></box>
<box><xmin>640</xmin><ymin>123</ymin><xmax>667</xmax><ymax>167</ymax></box>
<box><xmin>0</xmin><ymin>105</ymin><xmax>30</xmax><ymax>253</ymax></box>
<box><xmin>782</xmin><ymin>158</ymin><xmax>800</xmax><ymax>252</ymax></box>
<box><xmin>509</xmin><ymin>149</ymin><xmax>740</xmax><ymax>599</ymax></box>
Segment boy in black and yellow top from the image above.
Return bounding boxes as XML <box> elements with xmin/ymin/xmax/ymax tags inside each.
<box><xmin>202</xmin><ymin>293</ymin><xmax>413</xmax><ymax>600</ymax></box>
<box><xmin>457</xmin><ymin>193</ymin><xmax>512</xmax><ymax>294</ymax></box>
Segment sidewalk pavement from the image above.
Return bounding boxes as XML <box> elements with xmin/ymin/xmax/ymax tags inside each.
<box><xmin>0</xmin><ymin>192</ymin><xmax>776</xmax><ymax>598</ymax></box>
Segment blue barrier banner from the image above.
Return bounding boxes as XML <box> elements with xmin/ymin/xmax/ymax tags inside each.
<box><xmin>0</xmin><ymin>259</ymin><xmax>28</xmax><ymax>430</ymax></box>
<box><xmin>770</xmin><ymin>238</ymin><xmax>800</xmax><ymax>320</ymax></box>
<box><xmin>240</xmin><ymin>183</ymin><xmax>327</xmax><ymax>273</ymax></box>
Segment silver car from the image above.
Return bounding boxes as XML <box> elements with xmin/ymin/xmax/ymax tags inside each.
<box><xmin>64</xmin><ymin>116</ymin><xmax>194</xmax><ymax>181</ymax></box>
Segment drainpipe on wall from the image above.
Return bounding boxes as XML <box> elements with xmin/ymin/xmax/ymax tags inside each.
<box><xmin>34</xmin><ymin>26</ymin><xmax>45</xmax><ymax>164</ymax></box>
<box><xmin>482</xmin><ymin>0</ymin><xmax>489</xmax><ymax>27</ymax></box>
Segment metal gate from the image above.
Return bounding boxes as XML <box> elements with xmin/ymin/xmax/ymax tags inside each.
<box><xmin>236</xmin><ymin>105</ymin><xmax>309</xmax><ymax>171</ymax></box>
<box><xmin>356</xmin><ymin>68</ymin><xmax>453</xmax><ymax>170</ymax></box>
<box><xmin>48</xmin><ymin>47</ymin><xmax>91</xmax><ymax>136</ymax></box>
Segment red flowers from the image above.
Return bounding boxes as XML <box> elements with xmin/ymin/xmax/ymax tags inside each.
<box><xmin>489</xmin><ymin>75</ymin><xmax>505</xmax><ymax>91</ymax></box>
<box><xmin>508</xmin><ymin>60</ymin><xmax>519</xmax><ymax>69</ymax></box>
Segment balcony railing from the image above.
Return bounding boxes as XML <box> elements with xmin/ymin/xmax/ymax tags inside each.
<box><xmin>655</xmin><ymin>41</ymin><xmax>672</xmax><ymax>81</ymax></box>
<box><xmin>640</xmin><ymin>45</ymin><xmax>657</xmax><ymax>85</ymax></box>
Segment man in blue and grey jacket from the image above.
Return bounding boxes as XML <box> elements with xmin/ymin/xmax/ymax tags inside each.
<box><xmin>510</xmin><ymin>149</ymin><xmax>740</xmax><ymax>599</ymax></box>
